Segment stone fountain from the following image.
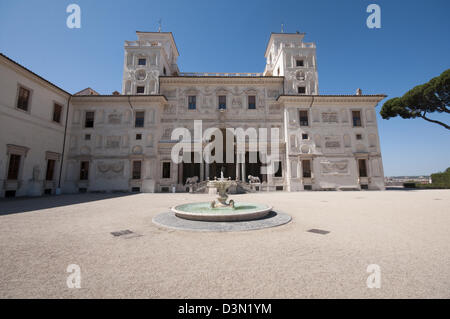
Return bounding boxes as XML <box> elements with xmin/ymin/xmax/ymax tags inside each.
<box><xmin>207</xmin><ymin>171</ymin><xmax>236</xmax><ymax>209</ymax></box>
<box><xmin>171</xmin><ymin>172</ymin><xmax>273</xmax><ymax>222</ymax></box>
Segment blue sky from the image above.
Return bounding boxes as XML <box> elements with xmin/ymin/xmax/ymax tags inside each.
<box><xmin>0</xmin><ymin>0</ymin><xmax>449</xmax><ymax>176</ymax></box>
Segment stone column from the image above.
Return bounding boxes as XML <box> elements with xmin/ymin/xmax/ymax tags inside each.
<box><xmin>241</xmin><ymin>161</ymin><xmax>246</xmax><ymax>182</ymax></box>
<box><xmin>200</xmin><ymin>160</ymin><xmax>204</xmax><ymax>181</ymax></box>
<box><xmin>178</xmin><ymin>163</ymin><xmax>183</xmax><ymax>186</ymax></box>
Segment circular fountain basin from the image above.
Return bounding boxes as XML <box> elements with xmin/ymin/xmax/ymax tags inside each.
<box><xmin>172</xmin><ymin>202</ymin><xmax>273</xmax><ymax>222</ymax></box>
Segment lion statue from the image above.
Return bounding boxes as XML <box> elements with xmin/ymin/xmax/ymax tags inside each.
<box><xmin>248</xmin><ymin>175</ymin><xmax>261</xmax><ymax>184</ymax></box>
<box><xmin>185</xmin><ymin>176</ymin><xmax>199</xmax><ymax>185</ymax></box>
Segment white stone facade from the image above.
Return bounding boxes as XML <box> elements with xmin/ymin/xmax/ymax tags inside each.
<box><xmin>0</xmin><ymin>32</ymin><xmax>385</xmax><ymax>197</ymax></box>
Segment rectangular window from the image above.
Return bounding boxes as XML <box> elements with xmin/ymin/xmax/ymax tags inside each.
<box><xmin>352</xmin><ymin>111</ymin><xmax>362</xmax><ymax>127</ymax></box>
<box><xmin>162</xmin><ymin>162</ymin><xmax>171</xmax><ymax>179</ymax></box>
<box><xmin>297</xmin><ymin>86</ymin><xmax>306</xmax><ymax>94</ymax></box>
<box><xmin>274</xmin><ymin>161</ymin><xmax>282</xmax><ymax>177</ymax></box>
<box><xmin>302</xmin><ymin>133</ymin><xmax>308</xmax><ymax>140</ymax></box>
<box><xmin>84</xmin><ymin>111</ymin><xmax>94</xmax><ymax>128</ymax></box>
<box><xmin>17</xmin><ymin>86</ymin><xmax>31</xmax><ymax>111</ymax></box>
<box><xmin>53</xmin><ymin>103</ymin><xmax>63</xmax><ymax>123</ymax></box>
<box><xmin>138</xmin><ymin>58</ymin><xmax>146</xmax><ymax>66</ymax></box>
<box><xmin>45</xmin><ymin>159</ymin><xmax>56</xmax><ymax>181</ymax></box>
<box><xmin>218</xmin><ymin>95</ymin><xmax>226</xmax><ymax>110</ymax></box>
<box><xmin>85</xmin><ymin>134</ymin><xmax>91</xmax><ymax>140</ymax></box>
<box><xmin>299</xmin><ymin>110</ymin><xmax>309</xmax><ymax>126</ymax></box>
<box><xmin>132</xmin><ymin>161</ymin><xmax>142</xmax><ymax>180</ymax></box>
<box><xmin>135</xmin><ymin>111</ymin><xmax>145</xmax><ymax>128</ymax></box>
<box><xmin>302</xmin><ymin>160</ymin><xmax>312</xmax><ymax>178</ymax></box>
<box><xmin>356</xmin><ymin>134</ymin><xmax>362</xmax><ymax>140</ymax></box>
<box><xmin>358</xmin><ymin>159</ymin><xmax>368</xmax><ymax>177</ymax></box>
<box><xmin>188</xmin><ymin>96</ymin><xmax>196</xmax><ymax>110</ymax></box>
<box><xmin>296</xmin><ymin>59</ymin><xmax>304</xmax><ymax>67</ymax></box>
<box><xmin>136</xmin><ymin>133</ymin><xmax>142</xmax><ymax>140</ymax></box>
<box><xmin>80</xmin><ymin>161</ymin><xmax>89</xmax><ymax>180</ymax></box>
<box><xmin>7</xmin><ymin>154</ymin><xmax>21</xmax><ymax>180</ymax></box>
<box><xmin>248</xmin><ymin>95</ymin><xmax>256</xmax><ymax>109</ymax></box>
<box><xmin>136</xmin><ymin>86</ymin><xmax>145</xmax><ymax>94</ymax></box>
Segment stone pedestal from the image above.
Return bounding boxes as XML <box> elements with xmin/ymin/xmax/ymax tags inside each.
<box><xmin>208</xmin><ymin>186</ymin><xmax>217</xmax><ymax>195</ymax></box>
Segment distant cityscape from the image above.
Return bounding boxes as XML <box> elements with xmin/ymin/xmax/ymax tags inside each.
<box><xmin>385</xmin><ymin>176</ymin><xmax>431</xmax><ymax>186</ymax></box>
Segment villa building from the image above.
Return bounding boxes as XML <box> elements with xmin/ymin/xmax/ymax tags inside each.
<box><xmin>0</xmin><ymin>31</ymin><xmax>386</xmax><ymax>197</ymax></box>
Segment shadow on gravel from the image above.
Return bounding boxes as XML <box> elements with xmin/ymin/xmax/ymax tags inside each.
<box><xmin>0</xmin><ymin>193</ymin><xmax>135</xmax><ymax>216</ymax></box>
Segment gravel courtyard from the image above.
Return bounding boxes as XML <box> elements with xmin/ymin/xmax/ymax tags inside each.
<box><xmin>0</xmin><ymin>189</ymin><xmax>449</xmax><ymax>299</ymax></box>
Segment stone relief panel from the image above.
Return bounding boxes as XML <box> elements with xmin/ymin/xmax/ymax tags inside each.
<box><xmin>106</xmin><ymin>136</ymin><xmax>121</xmax><ymax>149</ymax></box>
<box><xmin>300</xmin><ymin>144</ymin><xmax>311</xmax><ymax>154</ymax></box>
<box><xmin>321</xmin><ymin>112</ymin><xmax>338</xmax><ymax>123</ymax></box>
<box><xmin>108</xmin><ymin>111</ymin><xmax>122</xmax><ymax>124</ymax></box>
<box><xmin>231</xmin><ymin>96</ymin><xmax>243</xmax><ymax>109</ymax></box>
<box><xmin>320</xmin><ymin>160</ymin><xmax>349</xmax><ymax>175</ymax></box>
<box><xmin>324</xmin><ymin>136</ymin><xmax>341</xmax><ymax>149</ymax></box>
<box><xmin>135</xmin><ymin>69</ymin><xmax>147</xmax><ymax>81</ymax></box>
<box><xmin>96</xmin><ymin>161</ymin><xmax>125</xmax><ymax>179</ymax></box>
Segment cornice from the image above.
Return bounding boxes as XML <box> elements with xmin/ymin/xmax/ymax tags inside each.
<box><xmin>277</xmin><ymin>94</ymin><xmax>387</xmax><ymax>104</ymax></box>
<box><xmin>159</xmin><ymin>76</ymin><xmax>284</xmax><ymax>85</ymax></box>
<box><xmin>71</xmin><ymin>95</ymin><xmax>168</xmax><ymax>104</ymax></box>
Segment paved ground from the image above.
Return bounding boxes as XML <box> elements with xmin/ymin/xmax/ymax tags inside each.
<box><xmin>0</xmin><ymin>189</ymin><xmax>449</xmax><ymax>298</ymax></box>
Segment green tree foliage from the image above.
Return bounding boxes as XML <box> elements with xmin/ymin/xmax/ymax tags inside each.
<box><xmin>380</xmin><ymin>69</ymin><xmax>450</xmax><ymax>130</ymax></box>
<box><xmin>416</xmin><ymin>167</ymin><xmax>450</xmax><ymax>189</ymax></box>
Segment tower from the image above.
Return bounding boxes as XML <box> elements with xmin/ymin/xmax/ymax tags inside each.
<box><xmin>122</xmin><ymin>31</ymin><xmax>179</xmax><ymax>95</ymax></box>
<box><xmin>263</xmin><ymin>32</ymin><xmax>319</xmax><ymax>95</ymax></box>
